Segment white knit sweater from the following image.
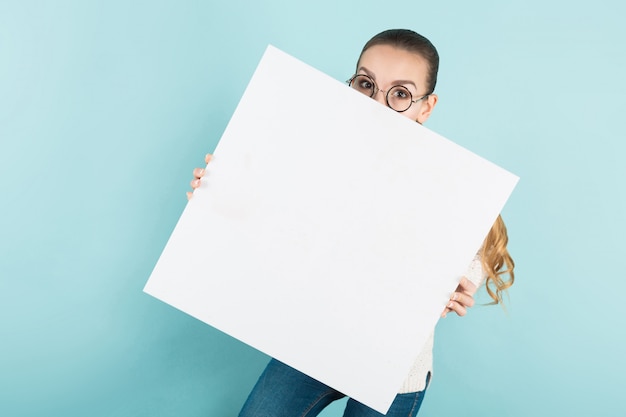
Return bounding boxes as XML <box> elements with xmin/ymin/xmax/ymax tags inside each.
<box><xmin>397</xmin><ymin>254</ymin><xmax>486</xmax><ymax>393</ymax></box>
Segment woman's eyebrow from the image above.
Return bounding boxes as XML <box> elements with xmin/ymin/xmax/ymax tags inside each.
<box><xmin>357</xmin><ymin>66</ymin><xmax>375</xmax><ymax>79</ymax></box>
<box><xmin>357</xmin><ymin>66</ymin><xmax>417</xmax><ymax>89</ymax></box>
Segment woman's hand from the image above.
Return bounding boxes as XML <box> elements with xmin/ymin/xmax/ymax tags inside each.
<box><xmin>441</xmin><ymin>277</ymin><xmax>477</xmax><ymax>318</ymax></box>
<box><xmin>186</xmin><ymin>153</ymin><xmax>213</xmax><ymax>200</ymax></box>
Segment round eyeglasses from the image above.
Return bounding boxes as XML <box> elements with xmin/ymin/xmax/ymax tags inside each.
<box><xmin>346</xmin><ymin>74</ymin><xmax>429</xmax><ymax>113</ymax></box>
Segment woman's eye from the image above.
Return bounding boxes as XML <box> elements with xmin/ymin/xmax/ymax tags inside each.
<box><xmin>392</xmin><ymin>89</ymin><xmax>409</xmax><ymax>99</ymax></box>
<box><xmin>359</xmin><ymin>80</ymin><xmax>372</xmax><ymax>89</ymax></box>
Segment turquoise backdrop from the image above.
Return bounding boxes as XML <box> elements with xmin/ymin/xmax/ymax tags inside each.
<box><xmin>1</xmin><ymin>1</ymin><xmax>624</xmax><ymax>416</ymax></box>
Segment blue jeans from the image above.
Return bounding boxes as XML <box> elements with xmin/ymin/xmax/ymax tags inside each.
<box><xmin>238</xmin><ymin>359</ymin><xmax>429</xmax><ymax>417</ymax></box>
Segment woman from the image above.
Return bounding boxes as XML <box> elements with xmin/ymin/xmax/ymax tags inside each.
<box><xmin>188</xmin><ymin>29</ymin><xmax>514</xmax><ymax>417</ymax></box>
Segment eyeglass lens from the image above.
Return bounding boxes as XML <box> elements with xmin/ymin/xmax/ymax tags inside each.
<box><xmin>349</xmin><ymin>75</ymin><xmax>414</xmax><ymax>112</ymax></box>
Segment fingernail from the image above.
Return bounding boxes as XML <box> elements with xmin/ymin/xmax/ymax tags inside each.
<box><xmin>451</xmin><ymin>293</ymin><xmax>457</xmax><ymax>301</ymax></box>
<box><xmin>199</xmin><ymin>168</ymin><xmax>205</xmax><ymax>176</ymax></box>
<box><xmin>447</xmin><ymin>302</ymin><xmax>454</xmax><ymax>308</ymax></box>
<box><xmin>192</xmin><ymin>179</ymin><xmax>199</xmax><ymax>187</ymax></box>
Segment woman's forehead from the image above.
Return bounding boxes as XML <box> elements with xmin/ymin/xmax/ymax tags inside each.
<box><xmin>358</xmin><ymin>44</ymin><xmax>429</xmax><ymax>86</ymax></box>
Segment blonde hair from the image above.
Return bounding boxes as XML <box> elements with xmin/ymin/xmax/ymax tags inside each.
<box><xmin>479</xmin><ymin>215</ymin><xmax>515</xmax><ymax>304</ymax></box>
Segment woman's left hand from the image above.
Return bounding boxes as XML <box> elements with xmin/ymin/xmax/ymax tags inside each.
<box><xmin>441</xmin><ymin>277</ymin><xmax>477</xmax><ymax>318</ymax></box>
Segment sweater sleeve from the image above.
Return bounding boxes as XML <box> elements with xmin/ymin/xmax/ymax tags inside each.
<box><xmin>464</xmin><ymin>252</ymin><xmax>486</xmax><ymax>288</ymax></box>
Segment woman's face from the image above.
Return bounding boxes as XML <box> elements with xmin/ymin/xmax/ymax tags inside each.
<box><xmin>356</xmin><ymin>44</ymin><xmax>438</xmax><ymax>124</ymax></box>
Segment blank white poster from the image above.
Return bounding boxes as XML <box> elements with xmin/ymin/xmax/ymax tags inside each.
<box><xmin>144</xmin><ymin>45</ymin><xmax>519</xmax><ymax>413</ymax></box>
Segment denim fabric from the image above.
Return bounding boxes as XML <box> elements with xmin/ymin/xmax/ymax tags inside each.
<box><xmin>238</xmin><ymin>359</ymin><xmax>429</xmax><ymax>417</ymax></box>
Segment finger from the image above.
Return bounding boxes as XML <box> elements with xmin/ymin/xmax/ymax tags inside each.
<box><xmin>186</xmin><ymin>191</ymin><xmax>193</xmax><ymax>201</ymax></box>
<box><xmin>459</xmin><ymin>277</ymin><xmax>478</xmax><ymax>295</ymax></box>
<box><xmin>446</xmin><ymin>300</ymin><xmax>467</xmax><ymax>317</ymax></box>
<box><xmin>441</xmin><ymin>307</ymin><xmax>452</xmax><ymax>318</ymax></box>
<box><xmin>205</xmin><ymin>153</ymin><xmax>213</xmax><ymax>164</ymax></box>
<box><xmin>193</xmin><ymin>167</ymin><xmax>206</xmax><ymax>179</ymax></box>
<box><xmin>190</xmin><ymin>178</ymin><xmax>201</xmax><ymax>189</ymax></box>
<box><xmin>451</xmin><ymin>291</ymin><xmax>475</xmax><ymax>308</ymax></box>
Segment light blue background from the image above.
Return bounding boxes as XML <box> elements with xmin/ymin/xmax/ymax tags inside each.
<box><xmin>1</xmin><ymin>1</ymin><xmax>624</xmax><ymax>416</ymax></box>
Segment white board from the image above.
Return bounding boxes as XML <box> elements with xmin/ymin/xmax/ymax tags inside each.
<box><xmin>144</xmin><ymin>45</ymin><xmax>519</xmax><ymax>413</ymax></box>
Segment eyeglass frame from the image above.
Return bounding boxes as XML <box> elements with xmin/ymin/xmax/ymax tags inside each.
<box><xmin>346</xmin><ymin>73</ymin><xmax>431</xmax><ymax>113</ymax></box>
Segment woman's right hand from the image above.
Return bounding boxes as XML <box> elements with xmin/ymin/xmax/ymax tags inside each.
<box><xmin>186</xmin><ymin>153</ymin><xmax>213</xmax><ymax>200</ymax></box>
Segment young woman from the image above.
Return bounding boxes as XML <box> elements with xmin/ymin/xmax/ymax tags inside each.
<box><xmin>187</xmin><ymin>29</ymin><xmax>514</xmax><ymax>417</ymax></box>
